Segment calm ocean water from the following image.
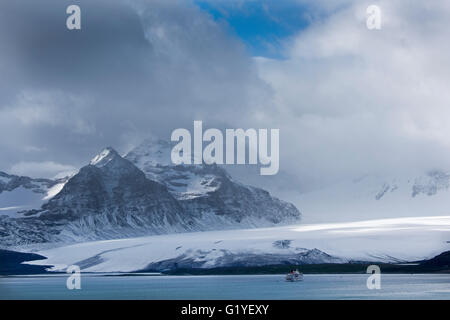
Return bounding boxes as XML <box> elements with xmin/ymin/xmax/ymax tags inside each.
<box><xmin>1</xmin><ymin>274</ymin><xmax>449</xmax><ymax>300</ymax></box>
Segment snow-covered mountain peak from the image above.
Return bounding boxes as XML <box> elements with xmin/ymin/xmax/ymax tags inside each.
<box><xmin>124</xmin><ymin>139</ymin><xmax>227</xmax><ymax>199</ymax></box>
<box><xmin>88</xmin><ymin>147</ymin><xmax>143</xmax><ymax>179</ymax></box>
<box><xmin>0</xmin><ymin>140</ymin><xmax>301</xmax><ymax>247</ymax></box>
<box><xmin>90</xmin><ymin>147</ymin><xmax>120</xmax><ymax>167</ymax></box>
<box><xmin>125</xmin><ymin>138</ymin><xmax>172</xmax><ymax>167</ymax></box>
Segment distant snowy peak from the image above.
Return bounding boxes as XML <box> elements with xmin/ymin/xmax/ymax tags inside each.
<box><xmin>125</xmin><ymin>139</ymin><xmax>230</xmax><ymax>199</ymax></box>
<box><xmin>0</xmin><ymin>171</ymin><xmax>68</xmax><ymax>217</ymax></box>
<box><xmin>0</xmin><ymin>171</ymin><xmax>54</xmax><ymax>194</ymax></box>
<box><xmin>412</xmin><ymin>170</ymin><xmax>450</xmax><ymax>197</ymax></box>
<box><xmin>299</xmin><ymin>170</ymin><xmax>450</xmax><ymax>223</ymax></box>
<box><xmin>125</xmin><ymin>138</ymin><xmax>173</xmax><ymax>167</ymax></box>
<box><xmin>371</xmin><ymin>170</ymin><xmax>450</xmax><ymax>200</ymax></box>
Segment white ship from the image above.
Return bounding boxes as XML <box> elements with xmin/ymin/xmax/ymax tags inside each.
<box><xmin>285</xmin><ymin>269</ymin><xmax>303</xmax><ymax>282</ymax></box>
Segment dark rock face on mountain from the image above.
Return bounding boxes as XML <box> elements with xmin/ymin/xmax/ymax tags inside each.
<box><xmin>125</xmin><ymin>139</ymin><xmax>301</xmax><ymax>227</ymax></box>
<box><xmin>38</xmin><ymin>148</ymin><xmax>191</xmax><ymax>237</ymax></box>
<box><xmin>0</xmin><ymin>148</ymin><xmax>190</xmax><ymax>247</ymax></box>
<box><xmin>43</xmin><ymin>149</ymin><xmax>182</xmax><ymax>218</ymax></box>
<box><xmin>177</xmin><ymin>165</ymin><xmax>300</xmax><ymax>225</ymax></box>
<box><xmin>0</xmin><ymin>142</ymin><xmax>301</xmax><ymax>247</ymax></box>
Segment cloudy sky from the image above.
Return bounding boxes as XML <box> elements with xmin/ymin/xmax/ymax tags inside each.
<box><xmin>1</xmin><ymin>0</ymin><xmax>450</xmax><ymax>197</ymax></box>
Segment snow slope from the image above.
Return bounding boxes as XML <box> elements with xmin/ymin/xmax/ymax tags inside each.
<box><xmin>26</xmin><ymin>216</ymin><xmax>450</xmax><ymax>272</ymax></box>
<box><xmin>0</xmin><ymin>172</ymin><xmax>68</xmax><ymax>217</ymax></box>
<box><xmin>297</xmin><ymin>172</ymin><xmax>450</xmax><ymax>223</ymax></box>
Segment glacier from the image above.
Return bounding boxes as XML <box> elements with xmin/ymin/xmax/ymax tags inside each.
<box><xmin>25</xmin><ymin>215</ymin><xmax>450</xmax><ymax>272</ymax></box>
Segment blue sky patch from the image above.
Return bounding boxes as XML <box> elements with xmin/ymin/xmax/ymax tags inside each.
<box><xmin>195</xmin><ymin>0</ymin><xmax>314</xmax><ymax>59</ymax></box>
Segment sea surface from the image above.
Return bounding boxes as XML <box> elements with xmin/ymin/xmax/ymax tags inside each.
<box><xmin>1</xmin><ymin>274</ymin><xmax>449</xmax><ymax>300</ymax></box>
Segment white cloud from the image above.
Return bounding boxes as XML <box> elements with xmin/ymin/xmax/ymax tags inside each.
<box><xmin>253</xmin><ymin>0</ymin><xmax>450</xmax><ymax>187</ymax></box>
<box><xmin>10</xmin><ymin>161</ymin><xmax>76</xmax><ymax>179</ymax></box>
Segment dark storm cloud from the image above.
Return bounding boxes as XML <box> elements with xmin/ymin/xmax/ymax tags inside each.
<box><xmin>0</xmin><ymin>1</ymin><xmax>150</xmax><ymax>97</ymax></box>
<box><xmin>3</xmin><ymin>0</ymin><xmax>449</xmax><ymax>206</ymax></box>
<box><xmin>0</xmin><ymin>0</ymin><xmax>268</xmax><ymax>176</ymax></box>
